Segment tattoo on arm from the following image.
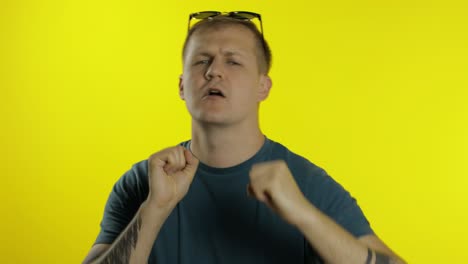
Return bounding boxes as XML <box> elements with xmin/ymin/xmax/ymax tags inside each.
<box><xmin>365</xmin><ymin>248</ymin><xmax>372</xmax><ymax>264</ymax></box>
<box><xmin>364</xmin><ymin>249</ymin><xmax>398</xmax><ymax>264</ymax></box>
<box><xmin>374</xmin><ymin>251</ymin><xmax>398</xmax><ymax>264</ymax></box>
<box><xmin>100</xmin><ymin>215</ymin><xmax>142</xmax><ymax>264</ymax></box>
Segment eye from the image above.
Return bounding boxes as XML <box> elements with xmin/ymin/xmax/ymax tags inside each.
<box><xmin>194</xmin><ymin>59</ymin><xmax>210</xmax><ymax>66</ymax></box>
<box><xmin>227</xmin><ymin>60</ymin><xmax>240</xmax><ymax>65</ymax></box>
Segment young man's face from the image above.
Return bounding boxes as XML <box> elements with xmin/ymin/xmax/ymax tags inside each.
<box><xmin>180</xmin><ymin>24</ymin><xmax>271</xmax><ymax>127</ymax></box>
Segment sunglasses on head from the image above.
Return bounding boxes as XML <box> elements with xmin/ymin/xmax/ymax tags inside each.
<box><xmin>187</xmin><ymin>11</ymin><xmax>263</xmax><ymax>36</ymax></box>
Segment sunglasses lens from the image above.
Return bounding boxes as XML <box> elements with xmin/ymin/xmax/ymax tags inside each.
<box><xmin>230</xmin><ymin>12</ymin><xmax>258</xmax><ymax>20</ymax></box>
<box><xmin>192</xmin><ymin>11</ymin><xmax>220</xmax><ymax>20</ymax></box>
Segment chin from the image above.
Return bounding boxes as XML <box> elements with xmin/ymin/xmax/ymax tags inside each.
<box><xmin>190</xmin><ymin>112</ymin><xmax>231</xmax><ymax>126</ymax></box>
<box><xmin>196</xmin><ymin>117</ymin><xmax>230</xmax><ymax>126</ymax></box>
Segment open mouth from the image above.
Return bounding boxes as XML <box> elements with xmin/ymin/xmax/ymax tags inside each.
<box><xmin>207</xmin><ymin>88</ymin><xmax>225</xmax><ymax>97</ymax></box>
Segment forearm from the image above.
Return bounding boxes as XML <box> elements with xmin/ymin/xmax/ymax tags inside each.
<box><xmin>89</xmin><ymin>201</ymin><xmax>173</xmax><ymax>264</ymax></box>
<box><xmin>294</xmin><ymin>202</ymin><xmax>405</xmax><ymax>264</ymax></box>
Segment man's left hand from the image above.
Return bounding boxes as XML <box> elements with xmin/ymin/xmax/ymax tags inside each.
<box><xmin>247</xmin><ymin>160</ymin><xmax>310</xmax><ymax>226</ymax></box>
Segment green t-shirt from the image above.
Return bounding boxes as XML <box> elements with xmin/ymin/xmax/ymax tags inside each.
<box><xmin>95</xmin><ymin>137</ymin><xmax>373</xmax><ymax>263</ymax></box>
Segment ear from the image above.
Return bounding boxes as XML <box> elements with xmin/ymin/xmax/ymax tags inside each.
<box><xmin>258</xmin><ymin>75</ymin><xmax>272</xmax><ymax>102</ymax></box>
<box><xmin>179</xmin><ymin>74</ymin><xmax>185</xmax><ymax>100</ymax></box>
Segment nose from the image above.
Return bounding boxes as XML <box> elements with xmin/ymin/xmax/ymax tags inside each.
<box><xmin>204</xmin><ymin>58</ymin><xmax>224</xmax><ymax>80</ymax></box>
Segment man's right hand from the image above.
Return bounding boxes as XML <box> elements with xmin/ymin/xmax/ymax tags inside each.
<box><xmin>147</xmin><ymin>146</ymin><xmax>199</xmax><ymax>209</ymax></box>
<box><xmin>83</xmin><ymin>146</ymin><xmax>198</xmax><ymax>264</ymax></box>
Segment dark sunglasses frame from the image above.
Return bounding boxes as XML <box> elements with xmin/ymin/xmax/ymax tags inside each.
<box><xmin>188</xmin><ymin>11</ymin><xmax>264</xmax><ymax>36</ymax></box>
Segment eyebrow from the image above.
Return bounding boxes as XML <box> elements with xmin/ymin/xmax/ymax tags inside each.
<box><xmin>195</xmin><ymin>51</ymin><xmax>245</xmax><ymax>58</ymax></box>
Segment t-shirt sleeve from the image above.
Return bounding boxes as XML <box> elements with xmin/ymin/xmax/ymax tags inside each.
<box><xmin>296</xmin><ymin>161</ymin><xmax>374</xmax><ymax>238</ymax></box>
<box><xmin>309</xmin><ymin>167</ymin><xmax>374</xmax><ymax>238</ymax></box>
<box><xmin>94</xmin><ymin>160</ymin><xmax>149</xmax><ymax>245</ymax></box>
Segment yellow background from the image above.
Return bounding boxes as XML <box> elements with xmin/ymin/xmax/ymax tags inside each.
<box><xmin>1</xmin><ymin>0</ymin><xmax>467</xmax><ymax>263</ymax></box>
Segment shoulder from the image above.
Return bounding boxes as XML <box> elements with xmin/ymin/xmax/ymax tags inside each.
<box><xmin>266</xmin><ymin>138</ymin><xmax>326</xmax><ymax>179</ymax></box>
<box><xmin>107</xmin><ymin>159</ymin><xmax>150</xmax><ymax>205</ymax></box>
<box><xmin>116</xmin><ymin>159</ymin><xmax>149</xmax><ymax>187</ymax></box>
<box><xmin>266</xmin><ymin>138</ymin><xmax>374</xmax><ymax>237</ymax></box>
<box><xmin>266</xmin><ymin>138</ymin><xmax>344</xmax><ymax>206</ymax></box>
<box><xmin>115</xmin><ymin>139</ymin><xmax>190</xmax><ymax>190</ymax></box>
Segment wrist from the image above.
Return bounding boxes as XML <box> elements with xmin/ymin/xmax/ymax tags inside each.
<box><xmin>146</xmin><ymin>192</ymin><xmax>179</xmax><ymax>210</ymax></box>
<box><xmin>290</xmin><ymin>200</ymin><xmax>320</xmax><ymax>228</ymax></box>
<box><xmin>141</xmin><ymin>199</ymin><xmax>175</xmax><ymax>221</ymax></box>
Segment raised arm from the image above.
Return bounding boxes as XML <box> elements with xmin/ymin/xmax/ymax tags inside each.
<box><xmin>247</xmin><ymin>160</ymin><xmax>406</xmax><ymax>264</ymax></box>
<box><xmin>83</xmin><ymin>146</ymin><xmax>199</xmax><ymax>264</ymax></box>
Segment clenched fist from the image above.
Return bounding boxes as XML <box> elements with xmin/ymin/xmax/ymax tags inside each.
<box><xmin>247</xmin><ymin>160</ymin><xmax>310</xmax><ymax>226</ymax></box>
<box><xmin>147</xmin><ymin>146</ymin><xmax>199</xmax><ymax>210</ymax></box>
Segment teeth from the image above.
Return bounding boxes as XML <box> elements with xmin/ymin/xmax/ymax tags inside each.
<box><xmin>209</xmin><ymin>89</ymin><xmax>222</xmax><ymax>95</ymax></box>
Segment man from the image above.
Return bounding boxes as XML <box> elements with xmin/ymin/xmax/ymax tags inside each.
<box><xmin>83</xmin><ymin>12</ymin><xmax>406</xmax><ymax>264</ymax></box>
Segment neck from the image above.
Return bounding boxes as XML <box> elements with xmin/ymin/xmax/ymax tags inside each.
<box><xmin>190</xmin><ymin>120</ymin><xmax>265</xmax><ymax>168</ymax></box>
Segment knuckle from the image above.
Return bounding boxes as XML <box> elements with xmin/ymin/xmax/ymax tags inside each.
<box><xmin>274</xmin><ymin>160</ymin><xmax>287</xmax><ymax>172</ymax></box>
<box><xmin>174</xmin><ymin>145</ymin><xmax>184</xmax><ymax>154</ymax></box>
<box><xmin>249</xmin><ymin>166</ymin><xmax>258</xmax><ymax>178</ymax></box>
<box><xmin>148</xmin><ymin>153</ymin><xmax>159</xmax><ymax>166</ymax></box>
